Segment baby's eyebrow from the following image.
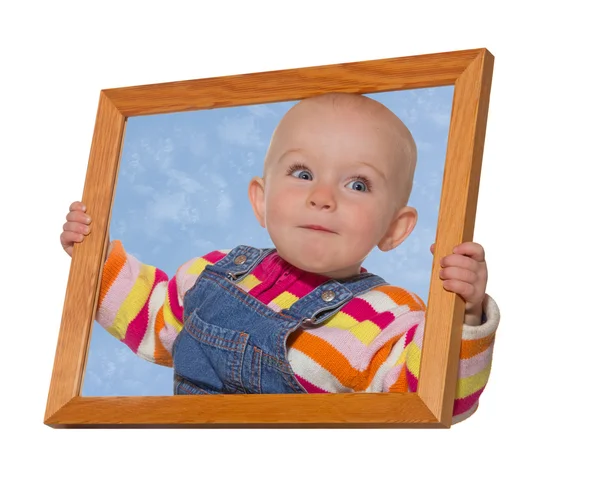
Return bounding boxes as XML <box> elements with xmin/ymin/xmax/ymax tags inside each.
<box><xmin>277</xmin><ymin>148</ymin><xmax>305</xmax><ymax>163</ymax></box>
<box><xmin>356</xmin><ymin>161</ymin><xmax>386</xmax><ymax>180</ymax></box>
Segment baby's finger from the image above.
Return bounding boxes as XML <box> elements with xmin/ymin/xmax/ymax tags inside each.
<box><xmin>439</xmin><ymin>266</ymin><xmax>478</xmax><ymax>285</ymax></box>
<box><xmin>66</xmin><ymin>210</ymin><xmax>91</xmax><ymax>225</ymax></box>
<box><xmin>442</xmin><ymin>279</ymin><xmax>477</xmax><ymax>301</ymax></box>
<box><xmin>60</xmin><ymin>230</ymin><xmax>85</xmax><ymax>250</ymax></box>
<box><xmin>63</xmin><ymin>220</ymin><xmax>90</xmax><ymax>236</ymax></box>
<box><xmin>452</xmin><ymin>242</ymin><xmax>485</xmax><ymax>261</ymax></box>
<box><xmin>440</xmin><ymin>254</ymin><xmax>478</xmax><ymax>271</ymax></box>
<box><xmin>69</xmin><ymin>201</ymin><xmax>87</xmax><ymax>212</ymax></box>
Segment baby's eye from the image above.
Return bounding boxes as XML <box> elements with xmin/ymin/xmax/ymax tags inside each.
<box><xmin>346</xmin><ymin>179</ymin><xmax>369</xmax><ymax>192</ymax></box>
<box><xmin>291</xmin><ymin>169</ymin><xmax>313</xmax><ymax>180</ymax></box>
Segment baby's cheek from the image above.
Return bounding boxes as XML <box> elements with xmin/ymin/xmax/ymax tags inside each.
<box><xmin>348</xmin><ymin>206</ymin><xmax>379</xmax><ymax>235</ymax></box>
<box><xmin>266</xmin><ymin>200</ymin><xmax>289</xmax><ymax>226</ymax></box>
<box><xmin>265</xmin><ymin>190</ymin><xmax>290</xmax><ymax>220</ymax></box>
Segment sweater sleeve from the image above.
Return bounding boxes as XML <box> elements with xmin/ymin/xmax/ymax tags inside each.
<box><xmin>94</xmin><ymin>240</ymin><xmax>229</xmax><ymax>367</ymax></box>
<box><xmin>384</xmin><ymin>292</ymin><xmax>501</xmax><ymax>424</ymax></box>
<box><xmin>287</xmin><ymin>284</ymin><xmax>499</xmax><ymax>423</ymax></box>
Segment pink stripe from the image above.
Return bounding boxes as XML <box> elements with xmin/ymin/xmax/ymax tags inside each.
<box><xmin>459</xmin><ymin>344</ymin><xmax>494</xmax><ymax>379</ymax></box>
<box><xmin>286</xmin><ymin>271</ymin><xmax>328</xmax><ymax>299</ymax></box>
<box><xmin>123</xmin><ymin>268</ymin><xmax>168</xmax><ymax>353</ymax></box>
<box><xmin>253</xmin><ymin>269</ymin><xmax>288</xmax><ymax>305</ymax></box>
<box><xmin>249</xmin><ymin>254</ymin><xmax>285</xmax><ymax>299</ymax></box>
<box><xmin>407</xmin><ymin>369</ymin><xmax>419</xmax><ymax>392</ymax></box>
<box><xmin>382</xmin><ymin>363</ymin><xmax>403</xmax><ymax>392</ymax></box>
<box><xmin>96</xmin><ymin>253</ymin><xmax>141</xmax><ymax>330</ymax></box>
<box><xmin>453</xmin><ymin>386</ymin><xmax>485</xmax><ymax>416</ymax></box>
<box><xmin>247</xmin><ymin>253</ymin><xmax>330</xmax><ymax>306</ymax></box>
<box><xmin>340</xmin><ymin>297</ymin><xmax>395</xmax><ymax>329</ymax></box>
<box><xmin>167</xmin><ymin>276</ymin><xmax>183</xmax><ymax>323</ymax></box>
<box><xmin>250</xmin><ymin>252</ymin><xmax>281</xmax><ymax>283</ymax></box>
<box><xmin>305</xmin><ymin>313</ymin><xmax>422</xmax><ymax>370</ymax></box>
<box><xmin>296</xmin><ymin>374</ymin><xmax>329</xmax><ymax>393</ymax></box>
<box><xmin>204</xmin><ymin>250</ymin><xmax>227</xmax><ymax>264</ymax></box>
<box><xmin>159</xmin><ymin>324</ymin><xmax>179</xmax><ymax>354</ymax></box>
<box><xmin>404</xmin><ymin>324</ymin><xmax>418</xmax><ymax>346</ymax></box>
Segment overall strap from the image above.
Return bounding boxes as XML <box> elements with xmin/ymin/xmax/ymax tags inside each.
<box><xmin>204</xmin><ymin>245</ymin><xmax>276</xmax><ymax>282</ymax></box>
<box><xmin>282</xmin><ymin>272</ymin><xmax>388</xmax><ymax>325</ymax></box>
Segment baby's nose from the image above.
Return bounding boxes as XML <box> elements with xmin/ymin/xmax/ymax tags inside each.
<box><xmin>310</xmin><ymin>200</ymin><xmax>332</xmax><ymax>210</ymax></box>
<box><xmin>307</xmin><ymin>186</ymin><xmax>336</xmax><ymax>210</ymax></box>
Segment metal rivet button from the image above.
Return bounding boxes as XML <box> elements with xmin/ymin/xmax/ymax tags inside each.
<box><xmin>321</xmin><ymin>290</ymin><xmax>335</xmax><ymax>302</ymax></box>
<box><xmin>234</xmin><ymin>255</ymin><xmax>247</xmax><ymax>265</ymax></box>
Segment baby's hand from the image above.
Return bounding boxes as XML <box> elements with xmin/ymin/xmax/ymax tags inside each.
<box><xmin>430</xmin><ymin>241</ymin><xmax>488</xmax><ymax>323</ymax></box>
<box><xmin>60</xmin><ymin>201</ymin><xmax>92</xmax><ymax>257</ymax></box>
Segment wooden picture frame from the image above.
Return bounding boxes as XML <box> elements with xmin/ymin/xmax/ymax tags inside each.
<box><xmin>45</xmin><ymin>47</ymin><xmax>494</xmax><ymax>428</ymax></box>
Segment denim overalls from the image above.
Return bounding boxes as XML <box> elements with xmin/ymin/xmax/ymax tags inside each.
<box><xmin>172</xmin><ymin>245</ymin><xmax>388</xmax><ymax>395</ymax></box>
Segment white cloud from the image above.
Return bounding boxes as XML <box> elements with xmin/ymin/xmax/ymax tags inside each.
<box><xmin>133</xmin><ymin>184</ymin><xmax>155</xmax><ymax>195</ymax></box>
<box><xmin>247</xmin><ymin>104</ymin><xmax>278</xmax><ymax>118</ymax></box>
<box><xmin>188</xmin><ymin>131</ymin><xmax>208</xmax><ymax>157</ymax></box>
<box><xmin>388</xmin><ymin>88</ymin><xmax>453</xmax><ymax>128</ymax></box>
<box><xmin>120</xmin><ymin>151</ymin><xmax>145</xmax><ymax>183</ymax></box>
<box><xmin>415</xmin><ymin>139</ymin><xmax>434</xmax><ymax>153</ymax></box>
<box><xmin>166</xmin><ymin>168</ymin><xmax>204</xmax><ymax>194</ymax></box>
<box><xmin>112</xmin><ymin>218</ymin><xmax>127</xmax><ymax>237</ymax></box>
<box><xmin>218</xmin><ymin>115</ymin><xmax>263</xmax><ymax>147</ymax></box>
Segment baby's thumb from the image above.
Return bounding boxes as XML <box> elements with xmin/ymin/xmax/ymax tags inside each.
<box><xmin>430</xmin><ymin>243</ymin><xmax>435</xmax><ymax>255</ymax></box>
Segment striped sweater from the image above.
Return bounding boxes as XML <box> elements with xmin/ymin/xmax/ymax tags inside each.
<box><xmin>96</xmin><ymin>240</ymin><xmax>500</xmax><ymax>423</ymax></box>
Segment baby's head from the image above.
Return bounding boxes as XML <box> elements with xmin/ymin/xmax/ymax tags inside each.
<box><xmin>249</xmin><ymin>92</ymin><xmax>418</xmax><ymax>279</ymax></box>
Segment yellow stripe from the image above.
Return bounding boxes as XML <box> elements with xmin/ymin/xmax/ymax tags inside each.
<box><xmin>271</xmin><ymin>291</ymin><xmax>299</xmax><ymax>310</ymax></box>
<box><xmin>163</xmin><ymin>292</ymin><xmax>183</xmax><ymax>333</ymax></box>
<box><xmin>395</xmin><ymin>347</ymin><xmax>408</xmax><ymax>367</ymax></box>
<box><xmin>324</xmin><ymin>311</ymin><xmax>359</xmax><ymax>330</ymax></box>
<box><xmin>109</xmin><ymin>264</ymin><xmax>156</xmax><ymax>340</ymax></box>
<box><xmin>405</xmin><ymin>341</ymin><xmax>421</xmax><ymax>377</ymax></box>
<box><xmin>323</xmin><ymin>311</ymin><xmax>381</xmax><ymax>345</ymax></box>
<box><xmin>456</xmin><ymin>363</ymin><xmax>492</xmax><ymax>399</ymax></box>
<box><xmin>347</xmin><ymin>320</ymin><xmax>382</xmax><ymax>345</ymax></box>
<box><xmin>186</xmin><ymin>257</ymin><xmax>210</xmax><ymax>276</ymax></box>
<box><xmin>238</xmin><ymin>274</ymin><xmax>262</xmax><ymax>291</ymax></box>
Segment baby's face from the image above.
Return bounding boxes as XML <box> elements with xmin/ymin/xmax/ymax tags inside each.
<box><xmin>249</xmin><ymin>96</ymin><xmax>417</xmax><ymax>279</ymax></box>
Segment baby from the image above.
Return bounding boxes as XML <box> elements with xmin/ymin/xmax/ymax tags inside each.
<box><xmin>60</xmin><ymin>92</ymin><xmax>499</xmax><ymax>424</ymax></box>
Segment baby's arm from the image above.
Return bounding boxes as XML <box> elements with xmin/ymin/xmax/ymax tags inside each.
<box><xmin>382</xmin><ymin>292</ymin><xmax>500</xmax><ymax>424</ymax></box>
<box><xmin>451</xmin><ymin>294</ymin><xmax>500</xmax><ymax>422</ymax></box>
<box><xmin>95</xmin><ymin>240</ymin><xmax>229</xmax><ymax>367</ymax></box>
<box><xmin>60</xmin><ymin>201</ymin><xmax>228</xmax><ymax>365</ymax></box>
<box><xmin>94</xmin><ymin>240</ymin><xmax>183</xmax><ymax>367</ymax></box>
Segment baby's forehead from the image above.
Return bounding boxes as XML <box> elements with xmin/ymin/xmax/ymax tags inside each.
<box><xmin>265</xmin><ymin>93</ymin><xmax>416</xmax><ymax>179</ymax></box>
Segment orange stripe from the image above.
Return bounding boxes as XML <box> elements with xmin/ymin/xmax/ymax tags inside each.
<box><xmin>291</xmin><ymin>332</ymin><xmax>401</xmax><ymax>391</ymax></box>
<box><xmin>460</xmin><ymin>333</ymin><xmax>495</xmax><ymax>359</ymax></box>
<box><xmin>153</xmin><ymin>307</ymin><xmax>172</xmax><ymax>367</ymax></box>
<box><xmin>373</xmin><ymin>285</ymin><xmax>424</xmax><ymax>311</ymax></box>
<box><xmin>388</xmin><ymin>365</ymin><xmax>408</xmax><ymax>392</ymax></box>
<box><xmin>99</xmin><ymin>240</ymin><xmax>127</xmax><ymax>307</ymax></box>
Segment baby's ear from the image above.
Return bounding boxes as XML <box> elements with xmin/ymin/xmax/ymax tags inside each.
<box><xmin>248</xmin><ymin>177</ymin><xmax>267</xmax><ymax>228</ymax></box>
<box><xmin>378</xmin><ymin>206</ymin><xmax>418</xmax><ymax>252</ymax></box>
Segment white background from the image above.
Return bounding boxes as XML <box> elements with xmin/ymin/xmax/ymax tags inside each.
<box><xmin>2</xmin><ymin>1</ymin><xmax>598</xmax><ymax>491</ymax></box>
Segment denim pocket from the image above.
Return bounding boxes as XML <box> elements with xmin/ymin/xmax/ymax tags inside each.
<box><xmin>173</xmin><ymin>373</ymin><xmax>219</xmax><ymax>395</ymax></box>
<box><xmin>247</xmin><ymin>346</ymin><xmax>263</xmax><ymax>394</ymax></box>
<box><xmin>173</xmin><ymin>309</ymin><xmax>249</xmax><ymax>393</ymax></box>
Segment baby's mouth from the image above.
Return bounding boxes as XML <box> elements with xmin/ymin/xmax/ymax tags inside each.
<box><xmin>299</xmin><ymin>224</ymin><xmax>337</xmax><ymax>234</ymax></box>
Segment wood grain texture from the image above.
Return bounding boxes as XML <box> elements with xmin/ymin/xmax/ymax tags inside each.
<box><xmin>418</xmin><ymin>50</ymin><xmax>494</xmax><ymax>426</ymax></box>
<box><xmin>103</xmin><ymin>49</ymin><xmax>483</xmax><ymax>116</ymax></box>
<box><xmin>45</xmin><ymin>48</ymin><xmax>494</xmax><ymax>428</ymax></box>
<box><xmin>46</xmin><ymin>394</ymin><xmax>442</xmax><ymax>428</ymax></box>
<box><xmin>44</xmin><ymin>93</ymin><xmax>125</xmax><ymax>421</ymax></box>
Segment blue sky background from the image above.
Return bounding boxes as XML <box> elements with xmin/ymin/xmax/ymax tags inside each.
<box><xmin>81</xmin><ymin>86</ymin><xmax>454</xmax><ymax>396</ymax></box>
